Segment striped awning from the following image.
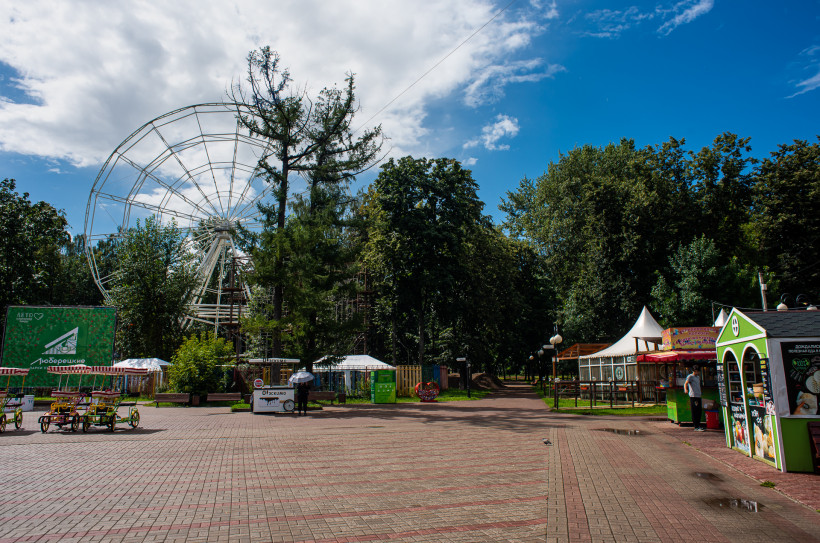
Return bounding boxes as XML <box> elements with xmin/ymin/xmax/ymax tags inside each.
<box><xmin>47</xmin><ymin>365</ymin><xmax>91</xmax><ymax>374</ymax></box>
<box><xmin>636</xmin><ymin>350</ymin><xmax>717</xmax><ymax>363</ymax></box>
<box><xmin>87</xmin><ymin>366</ymin><xmax>150</xmax><ymax>376</ymax></box>
<box><xmin>0</xmin><ymin>367</ymin><xmax>30</xmax><ymax>376</ymax></box>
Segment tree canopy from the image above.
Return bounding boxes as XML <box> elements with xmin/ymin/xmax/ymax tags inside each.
<box><xmin>105</xmin><ymin>216</ymin><xmax>198</xmax><ymax>360</ymax></box>
<box><xmin>232</xmin><ymin>47</ymin><xmax>383</xmax><ymax>359</ymax></box>
<box><xmin>0</xmin><ymin>179</ymin><xmax>69</xmax><ymax>327</ymax></box>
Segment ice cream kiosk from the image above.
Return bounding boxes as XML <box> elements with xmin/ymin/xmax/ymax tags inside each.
<box><xmin>715</xmin><ymin>308</ymin><xmax>820</xmax><ymax>472</ymax></box>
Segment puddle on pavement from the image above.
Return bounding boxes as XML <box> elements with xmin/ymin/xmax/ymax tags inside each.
<box><xmin>694</xmin><ymin>472</ymin><xmax>723</xmax><ymax>481</ymax></box>
<box><xmin>595</xmin><ymin>428</ymin><xmax>647</xmax><ymax>436</ymax></box>
<box><xmin>703</xmin><ymin>498</ymin><xmax>763</xmax><ymax>512</ymax></box>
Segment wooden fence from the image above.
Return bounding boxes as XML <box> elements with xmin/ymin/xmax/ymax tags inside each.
<box><xmin>396</xmin><ymin>365</ymin><xmax>421</xmax><ymax>397</ymax></box>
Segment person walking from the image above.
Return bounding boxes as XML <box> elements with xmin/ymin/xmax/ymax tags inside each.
<box><xmin>296</xmin><ymin>381</ymin><xmax>310</xmax><ymax>416</ymax></box>
<box><xmin>684</xmin><ymin>365</ymin><xmax>704</xmax><ymax>431</ymax></box>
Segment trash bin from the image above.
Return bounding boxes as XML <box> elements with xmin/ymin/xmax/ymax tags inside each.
<box><xmin>705</xmin><ymin>410</ymin><xmax>720</xmax><ymax>430</ymax></box>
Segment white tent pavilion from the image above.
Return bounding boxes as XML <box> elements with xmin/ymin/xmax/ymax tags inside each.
<box><xmin>578</xmin><ymin>306</ymin><xmax>664</xmax><ymax>382</ymax></box>
<box><xmin>113</xmin><ymin>358</ymin><xmax>171</xmax><ymax>391</ymax></box>
<box><xmin>310</xmin><ymin>355</ymin><xmax>395</xmax><ymax>392</ymax></box>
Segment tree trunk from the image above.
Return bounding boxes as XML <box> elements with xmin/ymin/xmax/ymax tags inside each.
<box><xmin>418</xmin><ymin>291</ymin><xmax>425</xmax><ymax>366</ymax></box>
<box><xmin>271</xmin><ymin>163</ymin><xmax>289</xmax><ymax>358</ymax></box>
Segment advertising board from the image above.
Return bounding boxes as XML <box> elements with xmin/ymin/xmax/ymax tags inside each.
<box><xmin>779</xmin><ymin>342</ymin><xmax>820</xmax><ymax>416</ymax></box>
<box><xmin>661</xmin><ymin>327</ymin><xmax>719</xmax><ymax>351</ymax></box>
<box><xmin>252</xmin><ymin>386</ymin><xmax>295</xmax><ymax>413</ymax></box>
<box><xmin>1</xmin><ymin>306</ymin><xmax>116</xmax><ymax>387</ymax></box>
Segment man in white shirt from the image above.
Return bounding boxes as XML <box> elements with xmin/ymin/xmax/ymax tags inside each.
<box><xmin>684</xmin><ymin>365</ymin><xmax>704</xmax><ymax>431</ymax></box>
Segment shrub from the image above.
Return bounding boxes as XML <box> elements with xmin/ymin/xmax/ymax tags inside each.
<box><xmin>167</xmin><ymin>332</ymin><xmax>234</xmax><ymax>396</ymax></box>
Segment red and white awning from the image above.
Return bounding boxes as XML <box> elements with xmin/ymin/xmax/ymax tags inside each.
<box><xmin>47</xmin><ymin>365</ymin><xmax>91</xmax><ymax>374</ymax></box>
<box><xmin>0</xmin><ymin>367</ymin><xmax>30</xmax><ymax>376</ymax></box>
<box><xmin>636</xmin><ymin>350</ymin><xmax>717</xmax><ymax>363</ymax></box>
<box><xmin>87</xmin><ymin>366</ymin><xmax>150</xmax><ymax>376</ymax></box>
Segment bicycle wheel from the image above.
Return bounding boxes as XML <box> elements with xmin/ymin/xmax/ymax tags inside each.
<box><xmin>40</xmin><ymin>417</ymin><xmax>50</xmax><ymax>433</ymax></box>
<box><xmin>14</xmin><ymin>409</ymin><xmax>22</xmax><ymax>429</ymax></box>
<box><xmin>129</xmin><ymin>408</ymin><xmax>140</xmax><ymax>428</ymax></box>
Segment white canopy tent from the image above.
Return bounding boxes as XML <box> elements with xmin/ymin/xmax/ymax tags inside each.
<box><xmin>113</xmin><ymin>358</ymin><xmax>171</xmax><ymax>389</ymax></box>
<box><xmin>310</xmin><ymin>355</ymin><xmax>395</xmax><ymax>391</ymax></box>
<box><xmin>578</xmin><ymin>306</ymin><xmax>664</xmax><ymax>381</ymax></box>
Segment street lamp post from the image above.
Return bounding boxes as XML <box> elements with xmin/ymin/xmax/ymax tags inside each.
<box><xmin>456</xmin><ymin>357</ymin><xmax>469</xmax><ymax>398</ymax></box>
<box><xmin>549</xmin><ymin>332</ymin><xmax>563</xmax><ymax>409</ymax></box>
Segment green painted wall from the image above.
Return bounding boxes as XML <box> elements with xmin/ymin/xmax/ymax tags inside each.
<box><xmin>780</xmin><ymin>418</ymin><xmax>820</xmax><ymax>472</ymax></box>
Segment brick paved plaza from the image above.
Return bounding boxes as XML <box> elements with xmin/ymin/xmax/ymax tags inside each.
<box><xmin>0</xmin><ymin>384</ymin><xmax>817</xmax><ymax>542</ymax></box>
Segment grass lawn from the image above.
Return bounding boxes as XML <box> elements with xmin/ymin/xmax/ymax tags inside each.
<box><xmin>315</xmin><ymin>387</ymin><xmax>491</xmax><ymax>406</ymax></box>
<box><xmin>534</xmin><ymin>386</ymin><xmax>668</xmax><ymax>416</ymax></box>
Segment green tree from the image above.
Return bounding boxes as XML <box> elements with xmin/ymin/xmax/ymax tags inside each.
<box><xmin>231</xmin><ymin>47</ymin><xmax>382</xmax><ymax>359</ymax></box>
<box><xmin>168</xmin><ymin>332</ymin><xmax>234</xmax><ymax>395</ymax></box>
<box><xmin>752</xmin><ymin>137</ymin><xmax>820</xmax><ymax>296</ymax></box>
<box><xmin>0</xmin><ymin>179</ymin><xmax>69</xmax><ymax>326</ymax></box>
<box><xmin>52</xmin><ymin>234</ymin><xmax>105</xmax><ymax>307</ymax></box>
<box><xmin>689</xmin><ymin>132</ymin><xmax>757</xmax><ymax>259</ymax></box>
<box><xmin>106</xmin><ymin>216</ymin><xmax>197</xmax><ymax>360</ymax></box>
<box><xmin>363</xmin><ymin>157</ymin><xmax>485</xmax><ymax>367</ymax></box>
<box><xmin>501</xmin><ymin>140</ymin><xmax>682</xmax><ymax>343</ymax></box>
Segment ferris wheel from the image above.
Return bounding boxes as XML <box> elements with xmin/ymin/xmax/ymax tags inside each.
<box><xmin>84</xmin><ymin>102</ymin><xmax>273</xmax><ymax>330</ymax></box>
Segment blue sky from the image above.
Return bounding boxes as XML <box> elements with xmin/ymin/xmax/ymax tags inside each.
<box><xmin>1</xmin><ymin>0</ymin><xmax>819</xmax><ymax>238</ymax></box>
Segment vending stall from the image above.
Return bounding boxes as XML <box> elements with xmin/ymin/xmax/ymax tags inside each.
<box><xmin>370</xmin><ymin>369</ymin><xmax>396</xmax><ymax>403</ymax></box>
<box><xmin>715</xmin><ymin>308</ymin><xmax>820</xmax><ymax>472</ymax></box>
<box><xmin>636</xmin><ymin>326</ymin><xmax>722</xmax><ymax>426</ymax></box>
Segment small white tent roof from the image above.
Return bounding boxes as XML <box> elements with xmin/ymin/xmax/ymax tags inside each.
<box><xmin>713</xmin><ymin>308</ymin><xmax>729</xmax><ymax>328</ymax></box>
<box><xmin>580</xmin><ymin>306</ymin><xmax>664</xmax><ymax>359</ymax></box>
<box><xmin>113</xmin><ymin>358</ymin><xmax>171</xmax><ymax>373</ymax></box>
<box><xmin>311</xmin><ymin>355</ymin><xmax>395</xmax><ymax>371</ymax></box>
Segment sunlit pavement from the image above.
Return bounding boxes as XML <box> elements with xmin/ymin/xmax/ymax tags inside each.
<box><xmin>0</xmin><ymin>385</ymin><xmax>816</xmax><ymax>542</ymax></box>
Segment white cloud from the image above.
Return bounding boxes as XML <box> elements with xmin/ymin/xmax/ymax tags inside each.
<box><xmin>463</xmin><ymin>157</ymin><xmax>478</xmax><ymax>166</ymax></box>
<box><xmin>657</xmin><ymin>0</ymin><xmax>714</xmax><ymax>36</ymax></box>
<box><xmin>464</xmin><ymin>114</ymin><xmax>520</xmax><ymax>151</ymax></box>
<box><xmin>581</xmin><ymin>1</ymin><xmax>712</xmax><ymax>39</ymax></box>
<box><xmin>787</xmin><ymin>45</ymin><xmax>820</xmax><ymax>98</ymax></box>
<box><xmin>0</xmin><ymin>1</ymin><xmax>551</xmax><ymax>169</ymax></box>
<box><xmin>584</xmin><ymin>7</ymin><xmax>655</xmax><ymax>38</ymax></box>
<box><xmin>464</xmin><ymin>59</ymin><xmax>566</xmax><ymax>107</ymax></box>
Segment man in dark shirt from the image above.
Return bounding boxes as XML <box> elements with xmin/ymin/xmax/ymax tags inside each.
<box><xmin>684</xmin><ymin>366</ymin><xmax>704</xmax><ymax>431</ymax></box>
<box><xmin>296</xmin><ymin>382</ymin><xmax>310</xmax><ymax>416</ymax></box>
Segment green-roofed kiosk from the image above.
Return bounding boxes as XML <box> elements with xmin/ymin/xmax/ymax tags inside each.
<box><xmin>716</xmin><ymin>308</ymin><xmax>820</xmax><ymax>472</ymax></box>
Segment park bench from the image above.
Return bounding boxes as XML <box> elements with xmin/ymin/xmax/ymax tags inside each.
<box><xmin>206</xmin><ymin>392</ymin><xmax>242</xmax><ymax>403</ymax></box>
<box><xmin>308</xmin><ymin>390</ymin><xmax>346</xmax><ymax>404</ymax></box>
<box><xmin>154</xmin><ymin>393</ymin><xmax>191</xmax><ymax>407</ymax></box>
<box><xmin>808</xmin><ymin>421</ymin><xmax>820</xmax><ymax>473</ymax></box>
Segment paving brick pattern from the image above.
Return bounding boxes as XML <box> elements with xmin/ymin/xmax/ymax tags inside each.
<box><xmin>0</xmin><ymin>385</ymin><xmax>817</xmax><ymax>542</ymax></box>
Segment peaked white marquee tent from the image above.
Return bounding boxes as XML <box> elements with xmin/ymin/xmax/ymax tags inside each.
<box><xmin>578</xmin><ymin>306</ymin><xmax>664</xmax><ymax>382</ymax></box>
<box><xmin>113</xmin><ymin>358</ymin><xmax>172</xmax><ymax>390</ymax></box>
<box><xmin>310</xmin><ymin>355</ymin><xmax>395</xmax><ymax>391</ymax></box>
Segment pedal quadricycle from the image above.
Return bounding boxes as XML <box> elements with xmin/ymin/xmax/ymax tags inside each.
<box><xmin>0</xmin><ymin>367</ymin><xmax>30</xmax><ymax>432</ymax></box>
<box><xmin>81</xmin><ymin>366</ymin><xmax>148</xmax><ymax>432</ymax></box>
<box><xmin>39</xmin><ymin>365</ymin><xmax>89</xmax><ymax>432</ymax></box>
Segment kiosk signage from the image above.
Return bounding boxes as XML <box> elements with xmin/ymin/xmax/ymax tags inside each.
<box><xmin>252</xmin><ymin>386</ymin><xmax>295</xmax><ymax>413</ymax></box>
<box><xmin>779</xmin><ymin>342</ymin><xmax>820</xmax><ymax>416</ymax></box>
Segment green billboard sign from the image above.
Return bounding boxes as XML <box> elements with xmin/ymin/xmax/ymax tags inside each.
<box><xmin>1</xmin><ymin>306</ymin><xmax>117</xmax><ymax>387</ymax></box>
